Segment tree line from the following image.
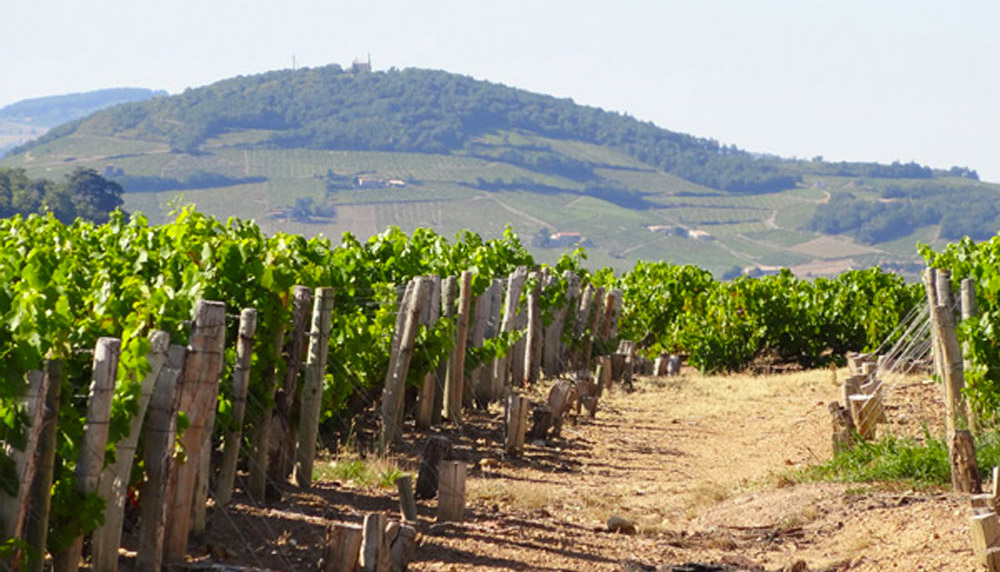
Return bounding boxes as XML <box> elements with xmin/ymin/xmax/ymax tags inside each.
<box><xmin>0</xmin><ymin>167</ymin><xmax>124</xmax><ymax>223</ymax></box>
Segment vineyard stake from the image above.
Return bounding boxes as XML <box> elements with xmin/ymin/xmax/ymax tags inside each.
<box><xmin>92</xmin><ymin>330</ymin><xmax>171</xmax><ymax>572</ymax></box>
<box><xmin>271</xmin><ymin>285</ymin><xmax>313</xmax><ymax>482</ymax></box>
<box><xmin>380</xmin><ymin>277</ymin><xmax>431</xmax><ymax>451</ymax></box>
<box><xmin>433</xmin><ymin>276</ymin><xmax>457</xmax><ymax>425</ymax></box>
<box><xmin>53</xmin><ymin>337</ymin><xmax>122</xmax><ymax>572</ymax></box>
<box><xmin>416</xmin><ymin>275</ymin><xmax>442</xmax><ymax>429</ymax></box>
<box><xmin>216</xmin><ymin>308</ymin><xmax>259</xmax><ymax>506</ymax></box>
<box><xmin>136</xmin><ymin>345</ymin><xmax>186</xmax><ymax>572</ymax></box>
<box><xmin>295</xmin><ymin>287</ymin><xmax>336</xmax><ymax>487</ymax></box>
<box><xmin>23</xmin><ymin>360</ymin><xmax>62</xmax><ymax>572</ymax></box>
<box><xmin>164</xmin><ymin>301</ymin><xmax>227</xmax><ymax>563</ymax></box>
<box><xmin>444</xmin><ymin>271</ymin><xmax>472</xmax><ymax>423</ymax></box>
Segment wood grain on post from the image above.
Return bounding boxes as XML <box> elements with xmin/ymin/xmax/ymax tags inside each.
<box><xmin>164</xmin><ymin>301</ymin><xmax>227</xmax><ymax>563</ymax></box>
<box><xmin>433</xmin><ymin>276</ymin><xmax>457</xmax><ymax>426</ymax></box>
<box><xmin>934</xmin><ymin>304</ymin><xmax>970</xmax><ymax>435</ymax></box>
<box><xmin>436</xmin><ymin>461</ymin><xmax>467</xmax><ymax>522</ymax></box>
<box><xmin>570</xmin><ymin>285</ymin><xmax>594</xmax><ymax>372</ymax></box>
<box><xmin>93</xmin><ymin>331</ymin><xmax>170</xmax><ymax>572</ymax></box>
<box><xmin>541</xmin><ymin>273</ymin><xmax>565</xmax><ymax>377</ymax></box>
<box><xmin>924</xmin><ymin>268</ymin><xmax>945</xmax><ymax>384</ymax></box>
<box><xmin>395</xmin><ymin>475</ymin><xmax>418</xmax><ymax>523</ymax></box>
<box><xmin>466</xmin><ymin>283</ymin><xmax>489</xmax><ymax>408</ymax></box>
<box><xmin>322</xmin><ymin>523</ymin><xmax>364</xmax><ymax>572</ymax></box>
<box><xmin>524</xmin><ymin>273</ymin><xmax>542</xmax><ymax>385</ymax></box>
<box><xmin>971</xmin><ymin>512</ymin><xmax>1000</xmax><ymax>566</ymax></box>
<box><xmin>0</xmin><ymin>370</ymin><xmax>46</xmax><ymax>554</ymax></box>
<box><xmin>216</xmin><ymin>309</ymin><xmax>258</xmax><ymax>506</ymax></box>
<box><xmin>20</xmin><ymin>361</ymin><xmax>61</xmax><ymax>572</ymax></box>
<box><xmin>582</xmin><ymin>286</ymin><xmax>605</xmax><ymax>371</ymax></box>
<box><xmin>935</xmin><ymin>268</ymin><xmax>953</xmax><ymax>309</ymax></box>
<box><xmin>272</xmin><ymin>285</ymin><xmax>313</xmax><ymax>482</ymax></box>
<box><xmin>295</xmin><ymin>287</ymin><xmax>336</xmax><ymax>487</ymax></box>
<box><xmin>445</xmin><ymin>271</ymin><xmax>472</xmax><ymax>422</ymax></box>
<box><xmin>504</xmin><ymin>393</ymin><xmax>529</xmax><ymax>457</ymax></box>
<box><xmin>560</xmin><ymin>273</ymin><xmax>582</xmax><ymax>373</ymax></box>
<box><xmin>416</xmin><ymin>275</ymin><xmax>442</xmax><ymax>429</ymax></box>
<box><xmin>248</xmin><ymin>295</ymin><xmax>287</xmax><ymax>502</ymax></box>
<box><xmin>961</xmin><ymin>278</ymin><xmax>980</xmax><ymax>434</ymax></box>
<box><xmin>601</xmin><ymin>289</ymin><xmax>623</xmax><ymax>341</ymax></box>
<box><xmin>482</xmin><ymin>279</ymin><xmax>505</xmax><ymax>403</ymax></box>
<box><xmin>360</xmin><ymin>512</ymin><xmax>389</xmax><ymax>572</ymax></box>
<box><xmin>53</xmin><ymin>338</ymin><xmax>121</xmax><ymax>572</ymax></box>
<box><xmin>1</xmin><ymin>367</ymin><xmax>51</xmax><ymax>572</ymax></box>
<box><xmin>951</xmin><ymin>429</ymin><xmax>982</xmax><ymax>494</ymax></box>
<box><xmin>136</xmin><ymin>345</ymin><xmax>186</xmax><ymax>572</ymax></box>
<box><xmin>380</xmin><ymin>277</ymin><xmax>431</xmax><ymax>451</ymax></box>
<box><xmin>502</xmin><ymin>267</ymin><xmax>529</xmax><ymax>393</ymax></box>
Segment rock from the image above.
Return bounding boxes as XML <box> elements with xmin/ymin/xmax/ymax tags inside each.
<box><xmin>782</xmin><ymin>560</ymin><xmax>808</xmax><ymax>572</ymax></box>
<box><xmin>606</xmin><ymin>514</ymin><xmax>637</xmax><ymax>535</ymax></box>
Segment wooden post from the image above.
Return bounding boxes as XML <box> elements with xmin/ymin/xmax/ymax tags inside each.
<box><xmin>496</xmin><ymin>267</ymin><xmax>528</xmax><ymax>396</ymax></box>
<box><xmin>416</xmin><ymin>275</ymin><xmax>442</xmax><ymax>429</ymax></box>
<box><xmin>92</xmin><ymin>331</ymin><xmax>170</xmax><ymax>572</ymax></box>
<box><xmin>360</xmin><ymin>512</ymin><xmax>389</xmax><ymax>572</ymax></box>
<box><xmin>934</xmin><ymin>304</ymin><xmax>970</xmax><ymax>435</ymax></box>
<box><xmin>560</xmin><ymin>273</ymin><xmax>582</xmax><ymax>373</ymax></box>
<box><xmin>504</xmin><ymin>393</ymin><xmax>530</xmax><ymax>457</ymax></box>
<box><xmin>972</xmin><ymin>512</ymin><xmax>1000</xmax><ymax>567</ymax></box>
<box><xmin>249</xmin><ymin>293</ymin><xmax>287</xmax><ymax>502</ymax></box>
<box><xmin>272</xmin><ymin>285</ymin><xmax>313</xmax><ymax>482</ymax></box>
<box><xmin>601</xmin><ymin>289</ymin><xmax>623</xmax><ymax>341</ymax></box>
<box><xmin>2</xmin><ymin>363</ymin><xmax>57</xmax><ymax>572</ymax></box>
<box><xmin>164</xmin><ymin>301</ymin><xmax>227</xmax><ymax>564</ymax></box>
<box><xmin>582</xmin><ymin>286</ymin><xmax>605</xmax><ymax>371</ymax></box>
<box><xmin>522</xmin><ymin>271</ymin><xmax>542</xmax><ymax>386</ymax></box>
<box><xmin>936</xmin><ymin>268</ymin><xmax>953</xmax><ymax>309</ymax></box>
<box><xmin>136</xmin><ymin>345</ymin><xmax>186</xmax><ymax>572</ymax></box>
<box><xmin>962</xmin><ymin>278</ymin><xmax>980</xmax><ymax>434</ymax></box>
<box><xmin>322</xmin><ymin>523</ymin><xmax>363</xmax><ymax>572</ymax></box>
<box><xmin>541</xmin><ymin>272</ymin><xmax>566</xmax><ymax>377</ymax></box>
<box><xmin>483</xmin><ymin>278</ymin><xmax>505</xmax><ymax>403</ymax></box>
<box><xmin>52</xmin><ymin>338</ymin><xmax>121</xmax><ymax>572</ymax></box>
<box><xmin>595</xmin><ymin>356</ymin><xmax>611</xmax><ymax>396</ymax></box>
<box><xmin>433</xmin><ymin>276</ymin><xmax>457</xmax><ymax>425</ymax></box>
<box><xmin>924</xmin><ymin>268</ymin><xmax>946</xmax><ymax>384</ymax></box>
<box><xmin>444</xmin><ymin>271</ymin><xmax>472</xmax><ymax>423</ymax></box>
<box><xmin>380</xmin><ymin>277</ymin><xmax>431</xmax><ymax>451</ymax></box>
<box><xmin>436</xmin><ymin>461</ymin><xmax>466</xmax><ymax>522</ymax></box>
<box><xmin>0</xmin><ymin>369</ymin><xmax>47</xmax><ymax>563</ymax></box>
<box><xmin>570</xmin><ymin>285</ymin><xmax>595</xmax><ymax>371</ymax></box>
<box><xmin>395</xmin><ymin>475</ymin><xmax>418</xmax><ymax>523</ymax></box>
<box><xmin>295</xmin><ymin>287</ymin><xmax>336</xmax><ymax>487</ymax></box>
<box><xmin>216</xmin><ymin>309</ymin><xmax>258</xmax><ymax>506</ymax></box>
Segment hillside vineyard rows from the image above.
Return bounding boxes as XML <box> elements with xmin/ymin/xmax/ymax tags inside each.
<box><xmin>0</xmin><ymin>207</ymin><xmax>970</xmax><ymax>571</ymax></box>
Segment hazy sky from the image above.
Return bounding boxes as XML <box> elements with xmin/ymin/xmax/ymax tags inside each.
<box><xmin>6</xmin><ymin>0</ymin><xmax>999</xmax><ymax>180</ymax></box>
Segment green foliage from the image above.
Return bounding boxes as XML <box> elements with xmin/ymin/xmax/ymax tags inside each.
<box><xmin>601</xmin><ymin>262</ymin><xmax>920</xmax><ymax>373</ymax></box>
<box><xmin>923</xmin><ymin>236</ymin><xmax>1000</xmax><ymax>419</ymax></box>
<box><xmin>810</xmin><ymin>183</ymin><xmax>1000</xmax><ymax>244</ymax></box>
<box><xmin>0</xmin><ymin>167</ymin><xmax>122</xmax><ymax>223</ymax></box>
<box><xmin>800</xmin><ymin>432</ymin><xmax>950</xmax><ymax>486</ymax></box>
<box><xmin>800</xmin><ymin>429</ymin><xmax>1000</xmax><ymax>487</ymax></box>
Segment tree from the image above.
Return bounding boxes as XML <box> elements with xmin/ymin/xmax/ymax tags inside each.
<box><xmin>63</xmin><ymin>167</ymin><xmax>124</xmax><ymax>223</ymax></box>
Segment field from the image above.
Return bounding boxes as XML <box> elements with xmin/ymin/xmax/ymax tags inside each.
<box><xmin>0</xmin><ymin>130</ymin><xmax>943</xmax><ymax>277</ymax></box>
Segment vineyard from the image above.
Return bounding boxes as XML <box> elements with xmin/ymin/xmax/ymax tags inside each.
<box><xmin>0</xmin><ymin>207</ymin><xmax>989</xmax><ymax>571</ymax></box>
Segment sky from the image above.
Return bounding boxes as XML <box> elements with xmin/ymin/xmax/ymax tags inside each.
<box><xmin>5</xmin><ymin>0</ymin><xmax>1000</xmax><ymax>180</ymax></box>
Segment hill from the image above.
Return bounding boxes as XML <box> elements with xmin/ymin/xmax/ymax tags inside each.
<box><xmin>0</xmin><ymin>87</ymin><xmax>166</xmax><ymax>156</ymax></box>
<box><xmin>3</xmin><ymin>65</ymin><xmax>996</xmax><ymax>277</ymax></box>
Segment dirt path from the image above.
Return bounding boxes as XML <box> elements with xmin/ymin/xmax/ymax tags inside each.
<box><xmin>148</xmin><ymin>369</ymin><xmax>975</xmax><ymax>572</ymax></box>
<box><xmin>411</xmin><ymin>370</ymin><xmax>974</xmax><ymax>571</ymax></box>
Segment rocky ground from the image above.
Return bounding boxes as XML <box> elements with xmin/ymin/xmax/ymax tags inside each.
<box><xmin>117</xmin><ymin>367</ymin><xmax>978</xmax><ymax>571</ymax></box>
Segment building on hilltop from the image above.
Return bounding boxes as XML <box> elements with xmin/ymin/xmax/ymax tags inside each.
<box><xmin>352</xmin><ymin>54</ymin><xmax>372</xmax><ymax>74</ymax></box>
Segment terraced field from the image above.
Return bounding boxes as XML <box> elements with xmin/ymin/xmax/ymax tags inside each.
<box><xmin>1</xmin><ymin>130</ymin><xmax>947</xmax><ymax>277</ymax></box>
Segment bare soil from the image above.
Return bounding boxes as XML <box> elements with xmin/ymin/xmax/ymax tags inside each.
<box><xmin>118</xmin><ymin>367</ymin><xmax>977</xmax><ymax>571</ymax></box>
